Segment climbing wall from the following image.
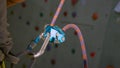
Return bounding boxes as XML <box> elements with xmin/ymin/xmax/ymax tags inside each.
<box><xmin>100</xmin><ymin>0</ymin><xmax>120</xmax><ymax>68</ymax></box>
<box><xmin>6</xmin><ymin>0</ymin><xmax>118</xmax><ymax>68</ymax></box>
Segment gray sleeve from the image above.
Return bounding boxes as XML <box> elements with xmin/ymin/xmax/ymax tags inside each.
<box><xmin>0</xmin><ymin>0</ymin><xmax>19</xmax><ymax>64</ymax></box>
<box><xmin>0</xmin><ymin>0</ymin><xmax>13</xmax><ymax>55</ymax></box>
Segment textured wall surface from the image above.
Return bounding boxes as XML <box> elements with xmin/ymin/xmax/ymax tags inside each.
<box><xmin>6</xmin><ymin>0</ymin><xmax>119</xmax><ymax>68</ymax></box>
<box><xmin>100</xmin><ymin>0</ymin><xmax>120</xmax><ymax>68</ymax></box>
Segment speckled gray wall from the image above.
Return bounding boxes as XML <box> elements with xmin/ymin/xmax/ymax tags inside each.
<box><xmin>100</xmin><ymin>0</ymin><xmax>120</xmax><ymax>68</ymax></box>
<box><xmin>6</xmin><ymin>0</ymin><xmax>119</xmax><ymax>68</ymax></box>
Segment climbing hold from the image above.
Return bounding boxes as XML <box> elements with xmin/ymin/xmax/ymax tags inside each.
<box><xmin>54</xmin><ymin>44</ymin><xmax>58</xmax><ymax>48</ymax></box>
<box><xmin>40</xmin><ymin>12</ymin><xmax>44</xmax><ymax>17</ymax></box>
<box><xmin>90</xmin><ymin>52</ymin><xmax>95</xmax><ymax>58</ymax></box>
<box><xmin>35</xmin><ymin>26</ymin><xmax>39</xmax><ymax>31</ymax></box>
<box><xmin>72</xmin><ymin>11</ymin><xmax>77</xmax><ymax>18</ymax></box>
<box><xmin>106</xmin><ymin>65</ymin><xmax>114</xmax><ymax>68</ymax></box>
<box><xmin>46</xmin><ymin>44</ymin><xmax>51</xmax><ymax>51</ymax></box>
<box><xmin>92</xmin><ymin>12</ymin><xmax>98</xmax><ymax>21</ymax></box>
<box><xmin>71</xmin><ymin>0</ymin><xmax>78</xmax><ymax>6</ymax></box>
<box><xmin>26</xmin><ymin>21</ymin><xmax>30</xmax><ymax>25</ymax></box>
<box><xmin>21</xmin><ymin>2</ymin><xmax>26</xmax><ymax>8</ymax></box>
<box><xmin>51</xmin><ymin>59</ymin><xmax>56</xmax><ymax>65</ymax></box>
<box><xmin>63</xmin><ymin>11</ymin><xmax>67</xmax><ymax>17</ymax></box>
<box><xmin>74</xmin><ymin>31</ymin><xmax>77</xmax><ymax>35</ymax></box>
<box><xmin>71</xmin><ymin>48</ymin><xmax>75</xmax><ymax>54</ymax></box>
<box><xmin>44</xmin><ymin>0</ymin><xmax>48</xmax><ymax>3</ymax></box>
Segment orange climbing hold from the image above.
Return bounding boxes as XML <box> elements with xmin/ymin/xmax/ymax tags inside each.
<box><xmin>92</xmin><ymin>12</ymin><xmax>98</xmax><ymax>21</ymax></box>
<box><xmin>7</xmin><ymin>0</ymin><xmax>24</xmax><ymax>7</ymax></box>
<box><xmin>71</xmin><ymin>0</ymin><xmax>78</xmax><ymax>6</ymax></box>
<box><xmin>90</xmin><ymin>52</ymin><xmax>95</xmax><ymax>58</ymax></box>
<box><xmin>35</xmin><ymin>26</ymin><xmax>39</xmax><ymax>31</ymax></box>
<box><xmin>106</xmin><ymin>65</ymin><xmax>114</xmax><ymax>68</ymax></box>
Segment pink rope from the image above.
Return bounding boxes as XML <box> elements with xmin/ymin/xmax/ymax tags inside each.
<box><xmin>62</xmin><ymin>24</ymin><xmax>88</xmax><ymax>68</ymax></box>
<box><xmin>50</xmin><ymin>0</ymin><xmax>65</xmax><ymax>26</ymax></box>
